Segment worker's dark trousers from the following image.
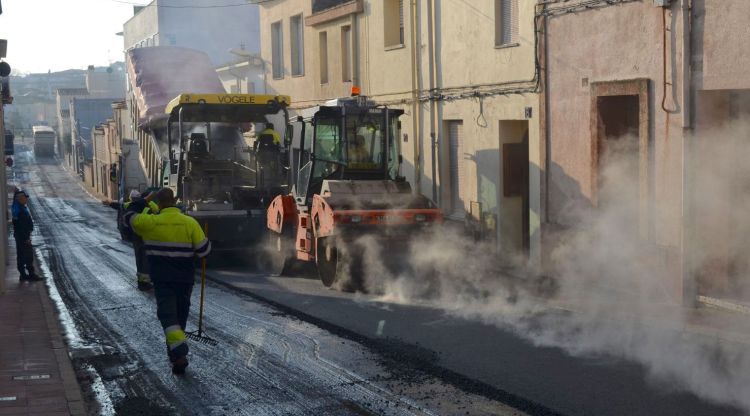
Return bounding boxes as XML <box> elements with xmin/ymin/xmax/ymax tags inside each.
<box><xmin>15</xmin><ymin>238</ymin><xmax>35</xmax><ymax>277</ymax></box>
<box><xmin>132</xmin><ymin>239</ymin><xmax>149</xmax><ymax>274</ymax></box>
<box><xmin>153</xmin><ymin>281</ymin><xmax>193</xmax><ymax>360</ymax></box>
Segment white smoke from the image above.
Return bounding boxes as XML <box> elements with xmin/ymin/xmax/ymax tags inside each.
<box><xmin>350</xmin><ymin>122</ymin><xmax>750</xmax><ymax>413</ymax></box>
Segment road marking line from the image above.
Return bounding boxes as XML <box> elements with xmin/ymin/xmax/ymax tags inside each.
<box><xmin>13</xmin><ymin>374</ymin><xmax>51</xmax><ymax>380</ymax></box>
<box><xmin>376</xmin><ymin>320</ymin><xmax>385</xmax><ymax>337</ymax></box>
<box><xmin>0</xmin><ymin>396</ymin><xmax>17</xmax><ymax>401</ymax></box>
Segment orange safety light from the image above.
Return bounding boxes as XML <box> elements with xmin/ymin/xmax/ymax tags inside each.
<box><xmin>351</xmin><ymin>86</ymin><xmax>361</xmax><ymax>97</ymax></box>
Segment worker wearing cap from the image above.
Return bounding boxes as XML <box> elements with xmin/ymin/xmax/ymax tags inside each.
<box><xmin>125</xmin><ymin>187</ymin><xmax>211</xmax><ymax>374</ymax></box>
<box><xmin>103</xmin><ymin>189</ymin><xmax>159</xmax><ymax>291</ymax></box>
<box><xmin>11</xmin><ymin>188</ymin><xmax>42</xmax><ymax>281</ymax></box>
<box><xmin>258</xmin><ymin>122</ymin><xmax>281</xmax><ymax>146</ymax></box>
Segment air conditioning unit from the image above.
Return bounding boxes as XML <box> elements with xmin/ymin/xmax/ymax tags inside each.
<box><xmin>654</xmin><ymin>0</ymin><xmax>671</xmax><ymax>6</ymax></box>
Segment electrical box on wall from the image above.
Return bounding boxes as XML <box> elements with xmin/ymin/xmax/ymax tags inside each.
<box><xmin>653</xmin><ymin>0</ymin><xmax>671</xmax><ymax>6</ymax></box>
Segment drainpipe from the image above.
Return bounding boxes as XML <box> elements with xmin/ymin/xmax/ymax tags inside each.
<box><xmin>681</xmin><ymin>0</ymin><xmax>695</xmax><ymax>305</ymax></box>
<box><xmin>681</xmin><ymin>0</ymin><xmax>691</xmax><ymax>129</ymax></box>
<box><xmin>542</xmin><ymin>7</ymin><xmax>551</xmax><ymax>223</ymax></box>
<box><xmin>426</xmin><ymin>0</ymin><xmax>438</xmax><ymax>205</ymax></box>
<box><xmin>410</xmin><ymin>0</ymin><xmax>423</xmax><ymax>194</ymax></box>
<box><xmin>351</xmin><ymin>13</ymin><xmax>361</xmax><ymax>88</ymax></box>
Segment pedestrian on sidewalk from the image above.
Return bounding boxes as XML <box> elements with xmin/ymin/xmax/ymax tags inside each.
<box><xmin>103</xmin><ymin>189</ymin><xmax>159</xmax><ymax>291</ymax></box>
<box><xmin>125</xmin><ymin>187</ymin><xmax>211</xmax><ymax>374</ymax></box>
<box><xmin>11</xmin><ymin>188</ymin><xmax>42</xmax><ymax>281</ymax></box>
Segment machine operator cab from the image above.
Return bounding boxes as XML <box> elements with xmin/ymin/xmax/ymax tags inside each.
<box><xmin>287</xmin><ymin>96</ymin><xmax>403</xmax><ymax>206</ymax></box>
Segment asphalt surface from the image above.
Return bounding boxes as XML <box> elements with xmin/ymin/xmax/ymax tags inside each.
<box><xmin>205</xmin><ymin>269</ymin><xmax>749</xmax><ymax>416</ymax></box>
<box><xmin>12</xmin><ymin>146</ymin><xmax>527</xmax><ymax>416</ymax></box>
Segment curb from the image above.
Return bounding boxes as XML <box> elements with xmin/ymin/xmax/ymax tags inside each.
<box><xmin>38</xmin><ymin>265</ymin><xmax>87</xmax><ymax>416</ymax></box>
<box><xmin>697</xmin><ymin>295</ymin><xmax>750</xmax><ymax>315</ymax></box>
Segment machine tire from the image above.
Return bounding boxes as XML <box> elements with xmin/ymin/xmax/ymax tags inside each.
<box><xmin>316</xmin><ymin>237</ymin><xmax>340</xmax><ymax>287</ymax></box>
<box><xmin>268</xmin><ymin>230</ymin><xmax>294</xmax><ymax>276</ymax></box>
<box><xmin>316</xmin><ymin>237</ymin><xmax>365</xmax><ymax>292</ymax></box>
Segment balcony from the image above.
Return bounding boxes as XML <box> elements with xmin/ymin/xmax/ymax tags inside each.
<box><xmin>307</xmin><ymin>0</ymin><xmax>363</xmax><ymax>26</ymax></box>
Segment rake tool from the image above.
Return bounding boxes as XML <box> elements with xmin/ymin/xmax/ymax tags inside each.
<box><xmin>186</xmin><ymin>223</ymin><xmax>217</xmax><ymax>346</ymax></box>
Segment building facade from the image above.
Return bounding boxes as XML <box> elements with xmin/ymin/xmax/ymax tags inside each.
<box><xmin>259</xmin><ymin>0</ymin><xmax>542</xmax><ymax>263</ymax></box>
<box><xmin>56</xmin><ymin>88</ymin><xmax>89</xmax><ymax>164</ymax></box>
<box><xmin>216</xmin><ymin>56</ymin><xmax>266</xmax><ymax>95</ymax></box>
<box><xmin>122</xmin><ymin>0</ymin><xmax>260</xmax><ymax>66</ymax></box>
<box><xmin>539</xmin><ymin>0</ymin><xmax>750</xmax><ymax>307</ymax></box>
<box><xmin>70</xmin><ymin>98</ymin><xmax>120</xmax><ymax>176</ymax></box>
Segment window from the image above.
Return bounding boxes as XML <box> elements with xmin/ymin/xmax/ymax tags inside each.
<box><xmin>341</xmin><ymin>25</ymin><xmax>352</xmax><ymax>82</ymax></box>
<box><xmin>384</xmin><ymin>0</ymin><xmax>404</xmax><ymax>48</ymax></box>
<box><xmin>319</xmin><ymin>31</ymin><xmax>328</xmax><ymax>84</ymax></box>
<box><xmin>271</xmin><ymin>21</ymin><xmax>284</xmax><ymax>79</ymax></box>
<box><xmin>290</xmin><ymin>14</ymin><xmax>304</xmax><ymax>76</ymax></box>
<box><xmin>495</xmin><ymin>0</ymin><xmax>518</xmax><ymax>46</ymax></box>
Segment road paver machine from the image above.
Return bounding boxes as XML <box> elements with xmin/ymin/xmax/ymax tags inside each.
<box><xmin>164</xmin><ymin>93</ymin><xmax>291</xmax><ymax>253</ymax></box>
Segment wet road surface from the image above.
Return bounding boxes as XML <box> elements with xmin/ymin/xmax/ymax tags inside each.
<box><xmin>13</xmin><ymin>149</ymin><xmax>527</xmax><ymax>415</ymax></box>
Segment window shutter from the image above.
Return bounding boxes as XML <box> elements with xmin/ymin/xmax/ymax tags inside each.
<box><xmin>510</xmin><ymin>0</ymin><xmax>519</xmax><ymax>43</ymax></box>
<box><xmin>499</xmin><ymin>0</ymin><xmax>518</xmax><ymax>45</ymax></box>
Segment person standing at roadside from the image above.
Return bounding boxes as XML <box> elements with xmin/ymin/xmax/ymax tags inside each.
<box><xmin>12</xmin><ymin>188</ymin><xmax>42</xmax><ymax>281</ymax></box>
<box><xmin>125</xmin><ymin>187</ymin><xmax>211</xmax><ymax>374</ymax></box>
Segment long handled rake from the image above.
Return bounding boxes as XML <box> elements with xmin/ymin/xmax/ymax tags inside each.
<box><xmin>186</xmin><ymin>223</ymin><xmax>217</xmax><ymax>346</ymax></box>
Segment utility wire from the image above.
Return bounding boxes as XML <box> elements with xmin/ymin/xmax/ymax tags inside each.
<box><xmin>110</xmin><ymin>0</ymin><xmax>275</xmax><ymax>8</ymax></box>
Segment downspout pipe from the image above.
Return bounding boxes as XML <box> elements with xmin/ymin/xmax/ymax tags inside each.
<box><xmin>680</xmin><ymin>0</ymin><xmax>694</xmax><ymax>305</ymax></box>
<box><xmin>681</xmin><ymin>0</ymin><xmax>691</xmax><ymax>129</ymax></box>
<box><xmin>351</xmin><ymin>13</ymin><xmax>361</xmax><ymax>88</ymax></box>
<box><xmin>427</xmin><ymin>0</ymin><xmax>438</xmax><ymax>205</ymax></box>
<box><xmin>410</xmin><ymin>0</ymin><xmax>422</xmax><ymax>195</ymax></box>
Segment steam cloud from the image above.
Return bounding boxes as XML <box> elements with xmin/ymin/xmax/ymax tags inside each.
<box><xmin>345</xmin><ymin>121</ymin><xmax>750</xmax><ymax>413</ymax></box>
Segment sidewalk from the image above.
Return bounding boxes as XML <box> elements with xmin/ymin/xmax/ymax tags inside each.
<box><xmin>0</xmin><ymin>242</ymin><xmax>85</xmax><ymax>416</ymax></box>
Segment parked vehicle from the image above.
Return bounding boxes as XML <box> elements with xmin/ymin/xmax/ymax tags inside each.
<box><xmin>32</xmin><ymin>125</ymin><xmax>55</xmax><ymax>157</ymax></box>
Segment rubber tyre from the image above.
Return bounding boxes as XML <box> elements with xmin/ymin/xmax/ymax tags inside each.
<box><xmin>268</xmin><ymin>230</ymin><xmax>294</xmax><ymax>276</ymax></box>
<box><xmin>316</xmin><ymin>237</ymin><xmax>366</xmax><ymax>292</ymax></box>
<box><xmin>316</xmin><ymin>237</ymin><xmax>339</xmax><ymax>287</ymax></box>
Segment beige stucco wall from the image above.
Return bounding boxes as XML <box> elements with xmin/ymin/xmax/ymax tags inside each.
<box><xmin>696</xmin><ymin>0</ymin><xmax>750</xmax><ymax>90</ymax></box>
<box><xmin>545</xmin><ymin>0</ymin><xmax>687</xmax><ymax>297</ymax></box>
<box><xmin>261</xmin><ymin>2</ymin><xmax>374</xmax><ymax>104</ymax></box>
<box><xmin>123</xmin><ymin>4</ymin><xmax>159</xmax><ymax>50</ymax></box>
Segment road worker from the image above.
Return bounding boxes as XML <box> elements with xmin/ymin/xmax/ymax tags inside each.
<box><xmin>258</xmin><ymin>122</ymin><xmax>281</xmax><ymax>146</ymax></box>
<box><xmin>125</xmin><ymin>187</ymin><xmax>211</xmax><ymax>374</ymax></box>
<box><xmin>348</xmin><ymin>134</ymin><xmax>371</xmax><ymax>163</ymax></box>
<box><xmin>103</xmin><ymin>189</ymin><xmax>159</xmax><ymax>291</ymax></box>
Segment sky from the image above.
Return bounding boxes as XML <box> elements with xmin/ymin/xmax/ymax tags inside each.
<box><xmin>0</xmin><ymin>0</ymin><xmax>144</xmax><ymax>74</ymax></box>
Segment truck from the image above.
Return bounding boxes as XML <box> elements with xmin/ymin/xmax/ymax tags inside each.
<box><xmin>266</xmin><ymin>95</ymin><xmax>443</xmax><ymax>290</ymax></box>
<box><xmin>123</xmin><ymin>46</ymin><xmax>291</xmax><ymax>254</ymax></box>
<box><xmin>32</xmin><ymin>125</ymin><xmax>55</xmax><ymax>157</ymax></box>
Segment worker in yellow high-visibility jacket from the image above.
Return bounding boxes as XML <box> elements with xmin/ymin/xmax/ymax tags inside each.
<box><xmin>124</xmin><ymin>187</ymin><xmax>211</xmax><ymax>374</ymax></box>
<box><xmin>258</xmin><ymin>122</ymin><xmax>281</xmax><ymax>146</ymax></box>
